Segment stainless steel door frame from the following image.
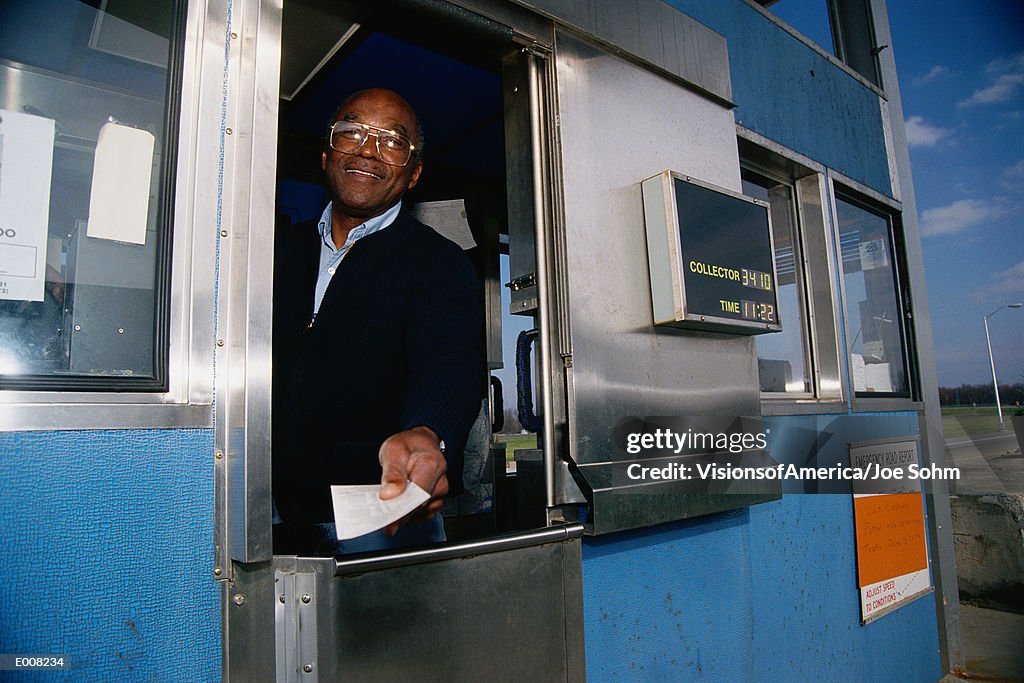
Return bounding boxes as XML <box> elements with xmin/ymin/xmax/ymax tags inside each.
<box><xmin>215</xmin><ymin>0</ymin><xmax>281</xmax><ymax>679</ymax></box>
<box><xmin>222</xmin><ymin>1</ymin><xmax>581</xmax><ymax>680</ymax></box>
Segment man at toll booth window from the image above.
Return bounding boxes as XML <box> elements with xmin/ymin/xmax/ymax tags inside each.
<box><xmin>272</xmin><ymin>89</ymin><xmax>484</xmax><ymax>556</ymax></box>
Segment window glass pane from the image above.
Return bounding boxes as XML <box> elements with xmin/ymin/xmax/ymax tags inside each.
<box><xmin>0</xmin><ymin>0</ymin><xmax>179</xmax><ymax>388</ymax></box>
<box><xmin>835</xmin><ymin>195</ymin><xmax>909</xmax><ymax>396</ymax></box>
<box><xmin>494</xmin><ymin>253</ymin><xmax>538</xmax><ymax>471</ymax></box>
<box><xmin>742</xmin><ymin>174</ymin><xmax>811</xmax><ymax>394</ymax></box>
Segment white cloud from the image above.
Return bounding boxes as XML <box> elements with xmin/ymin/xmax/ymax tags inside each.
<box><xmin>989</xmin><ymin>260</ymin><xmax>1024</xmax><ymax>294</ymax></box>
<box><xmin>919</xmin><ymin>199</ymin><xmax>1006</xmax><ymax>237</ymax></box>
<box><xmin>904</xmin><ymin>115</ymin><xmax>954</xmax><ymax>147</ymax></box>
<box><xmin>1002</xmin><ymin>160</ymin><xmax>1024</xmax><ymax>193</ymax></box>
<box><xmin>960</xmin><ymin>50</ymin><xmax>1024</xmax><ymax>107</ymax></box>
<box><xmin>960</xmin><ymin>73</ymin><xmax>1024</xmax><ymax>107</ymax></box>
<box><xmin>985</xmin><ymin>51</ymin><xmax>1024</xmax><ymax>75</ymax></box>
<box><xmin>1004</xmin><ymin>159</ymin><xmax>1024</xmax><ymax>177</ymax></box>
<box><xmin>914</xmin><ymin>65</ymin><xmax>949</xmax><ymax>85</ymax></box>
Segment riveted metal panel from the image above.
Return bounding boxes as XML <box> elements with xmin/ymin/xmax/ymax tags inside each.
<box><xmin>224</xmin><ymin>559</ymin><xmax>276</xmax><ymax>682</ymax></box>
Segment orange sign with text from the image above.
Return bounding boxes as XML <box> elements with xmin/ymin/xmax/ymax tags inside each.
<box><xmin>853</xmin><ymin>493</ymin><xmax>929</xmax><ymax>586</ymax></box>
<box><xmin>852</xmin><ymin>492</ymin><xmax>932</xmax><ymax>622</ymax></box>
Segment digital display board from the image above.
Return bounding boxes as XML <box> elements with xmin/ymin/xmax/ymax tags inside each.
<box><xmin>642</xmin><ymin>171</ymin><xmax>782</xmax><ymax>335</ymax></box>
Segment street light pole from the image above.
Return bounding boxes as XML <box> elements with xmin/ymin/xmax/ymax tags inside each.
<box><xmin>984</xmin><ymin>303</ymin><xmax>1024</xmax><ymax>431</ymax></box>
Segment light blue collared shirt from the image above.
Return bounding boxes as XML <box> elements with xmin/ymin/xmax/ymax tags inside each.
<box><xmin>312</xmin><ymin>200</ymin><xmax>403</xmax><ymax>317</ymax></box>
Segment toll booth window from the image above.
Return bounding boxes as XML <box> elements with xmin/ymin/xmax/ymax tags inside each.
<box><xmin>742</xmin><ymin>172</ymin><xmax>812</xmax><ymax>395</ymax></box>
<box><xmin>0</xmin><ymin>1</ymin><xmax>182</xmax><ymax>390</ymax></box>
<box><xmin>835</xmin><ymin>194</ymin><xmax>911</xmax><ymax>397</ymax></box>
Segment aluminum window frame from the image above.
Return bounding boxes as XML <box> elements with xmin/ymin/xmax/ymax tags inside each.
<box><xmin>741</xmin><ymin>166</ymin><xmax>815</xmax><ymax>399</ymax></box>
<box><xmin>828</xmin><ymin>174</ymin><xmax>921</xmax><ymax>411</ymax></box>
<box><xmin>738</xmin><ymin>132</ymin><xmax>847</xmax><ymax>415</ymax></box>
<box><xmin>0</xmin><ymin>0</ymin><xmax>217</xmax><ymax>431</ymax></box>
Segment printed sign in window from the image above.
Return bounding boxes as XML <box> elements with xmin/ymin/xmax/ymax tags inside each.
<box><xmin>0</xmin><ymin>244</ymin><xmax>38</xmax><ymax>278</ymax></box>
<box><xmin>858</xmin><ymin>238</ymin><xmax>889</xmax><ymax>271</ymax></box>
<box><xmin>0</xmin><ymin>109</ymin><xmax>55</xmax><ymax>302</ymax></box>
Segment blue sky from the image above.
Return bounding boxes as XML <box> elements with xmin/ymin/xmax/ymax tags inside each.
<box><xmin>776</xmin><ymin>1</ymin><xmax>1024</xmax><ymax>388</ymax></box>
<box><xmin>886</xmin><ymin>2</ymin><xmax>1024</xmax><ymax>388</ymax></box>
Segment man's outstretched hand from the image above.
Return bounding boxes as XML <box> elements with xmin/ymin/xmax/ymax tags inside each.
<box><xmin>378</xmin><ymin>426</ymin><xmax>448</xmax><ymax>536</ymax></box>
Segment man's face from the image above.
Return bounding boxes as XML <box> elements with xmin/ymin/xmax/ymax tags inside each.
<box><xmin>321</xmin><ymin>89</ymin><xmax>422</xmax><ymax>221</ymax></box>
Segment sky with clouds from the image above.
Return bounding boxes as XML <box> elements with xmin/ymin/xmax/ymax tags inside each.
<box><xmin>886</xmin><ymin>2</ymin><xmax>1024</xmax><ymax>389</ymax></box>
<box><xmin>769</xmin><ymin>1</ymin><xmax>1022</xmax><ymax>390</ymax></box>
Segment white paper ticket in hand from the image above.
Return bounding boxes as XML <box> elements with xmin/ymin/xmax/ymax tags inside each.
<box><xmin>330</xmin><ymin>482</ymin><xmax>431</xmax><ymax>540</ymax></box>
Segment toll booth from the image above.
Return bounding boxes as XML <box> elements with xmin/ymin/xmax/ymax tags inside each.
<box><xmin>0</xmin><ymin>0</ymin><xmax>957</xmax><ymax>680</ymax></box>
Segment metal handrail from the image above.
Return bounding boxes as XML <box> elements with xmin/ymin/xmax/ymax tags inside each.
<box><xmin>334</xmin><ymin>523</ymin><xmax>584</xmax><ymax>576</ymax></box>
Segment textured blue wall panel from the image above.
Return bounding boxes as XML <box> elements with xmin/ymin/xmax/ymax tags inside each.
<box><xmin>582</xmin><ymin>413</ymin><xmax>941</xmax><ymax>681</ymax></box>
<box><xmin>0</xmin><ymin>429</ymin><xmax>219</xmax><ymax>682</ymax></box>
<box><xmin>747</xmin><ymin>495</ymin><xmax>940</xmax><ymax>681</ymax></box>
<box><xmin>666</xmin><ymin>0</ymin><xmax>893</xmax><ymax>196</ymax></box>
<box><xmin>583</xmin><ymin>510</ymin><xmax>755</xmax><ymax>680</ymax></box>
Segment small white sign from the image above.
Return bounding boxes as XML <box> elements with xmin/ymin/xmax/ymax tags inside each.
<box><xmin>859</xmin><ymin>567</ymin><xmax>932</xmax><ymax>622</ymax></box>
<box><xmin>87</xmin><ymin>121</ymin><xmax>155</xmax><ymax>245</ymax></box>
<box><xmin>851</xmin><ymin>353</ymin><xmax>866</xmax><ymax>392</ymax></box>
<box><xmin>863</xmin><ymin>362</ymin><xmax>893</xmax><ymax>393</ymax></box>
<box><xmin>859</xmin><ymin>238</ymin><xmax>889</xmax><ymax>271</ymax></box>
<box><xmin>0</xmin><ymin>109</ymin><xmax>55</xmax><ymax>302</ymax></box>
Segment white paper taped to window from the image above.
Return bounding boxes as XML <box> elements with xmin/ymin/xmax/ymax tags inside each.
<box><xmin>0</xmin><ymin>109</ymin><xmax>55</xmax><ymax>302</ymax></box>
<box><xmin>87</xmin><ymin>122</ymin><xmax>155</xmax><ymax>245</ymax></box>
<box><xmin>858</xmin><ymin>238</ymin><xmax>889</xmax><ymax>271</ymax></box>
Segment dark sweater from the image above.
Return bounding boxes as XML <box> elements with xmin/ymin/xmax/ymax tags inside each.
<box><xmin>272</xmin><ymin>211</ymin><xmax>485</xmax><ymax>524</ymax></box>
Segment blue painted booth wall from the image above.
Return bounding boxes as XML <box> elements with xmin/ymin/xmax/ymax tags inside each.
<box><xmin>582</xmin><ymin>413</ymin><xmax>941</xmax><ymax>681</ymax></box>
<box><xmin>0</xmin><ymin>429</ymin><xmax>219</xmax><ymax>682</ymax></box>
<box><xmin>667</xmin><ymin>0</ymin><xmax>893</xmax><ymax>197</ymax></box>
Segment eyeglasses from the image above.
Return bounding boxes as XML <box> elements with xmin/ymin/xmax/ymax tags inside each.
<box><xmin>327</xmin><ymin>120</ymin><xmax>417</xmax><ymax>167</ymax></box>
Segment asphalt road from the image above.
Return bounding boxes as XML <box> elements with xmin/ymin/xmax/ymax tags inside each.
<box><xmin>944</xmin><ymin>431</ymin><xmax>1024</xmax><ymax>495</ymax></box>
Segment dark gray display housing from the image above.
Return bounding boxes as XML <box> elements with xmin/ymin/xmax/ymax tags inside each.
<box><xmin>642</xmin><ymin>170</ymin><xmax>782</xmax><ymax>335</ymax></box>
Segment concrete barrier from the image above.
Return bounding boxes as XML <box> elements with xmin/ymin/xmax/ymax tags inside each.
<box><xmin>951</xmin><ymin>493</ymin><xmax>1024</xmax><ymax>613</ymax></box>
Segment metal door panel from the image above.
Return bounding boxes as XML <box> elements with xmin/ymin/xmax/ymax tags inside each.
<box><xmin>552</xmin><ymin>31</ymin><xmax>780</xmax><ymax>534</ymax></box>
<box><xmin>273</xmin><ymin>525</ymin><xmax>586</xmax><ymax>682</ymax></box>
